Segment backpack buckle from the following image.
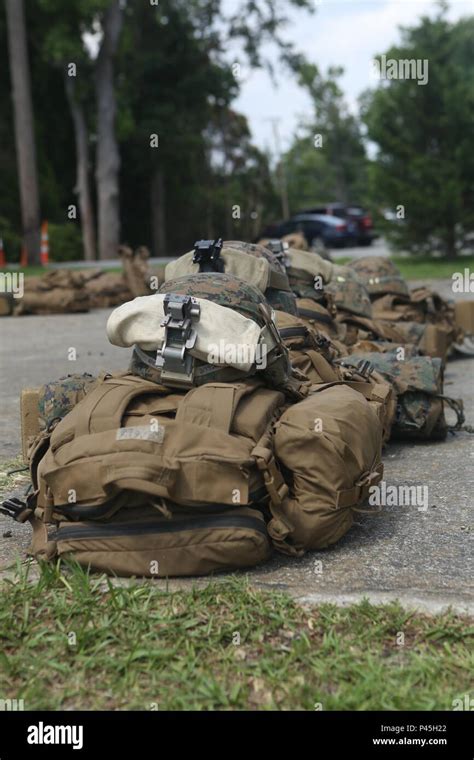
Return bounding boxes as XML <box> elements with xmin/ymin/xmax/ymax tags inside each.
<box><xmin>356</xmin><ymin>359</ymin><xmax>374</xmax><ymax>378</ymax></box>
<box><xmin>193</xmin><ymin>238</ymin><xmax>224</xmax><ymax>272</ymax></box>
<box><xmin>156</xmin><ymin>294</ymin><xmax>201</xmax><ymax>388</ymax></box>
<box><xmin>0</xmin><ymin>496</ymin><xmax>32</xmax><ymax>523</ymax></box>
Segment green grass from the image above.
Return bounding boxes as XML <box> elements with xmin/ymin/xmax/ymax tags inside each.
<box><xmin>337</xmin><ymin>254</ymin><xmax>474</xmax><ymax>281</ymax></box>
<box><xmin>0</xmin><ymin>564</ymin><xmax>472</xmax><ymax>710</ymax></box>
<box><xmin>392</xmin><ymin>256</ymin><xmax>474</xmax><ymax>281</ymax></box>
<box><xmin>3</xmin><ymin>266</ymin><xmax>48</xmax><ymax>277</ymax></box>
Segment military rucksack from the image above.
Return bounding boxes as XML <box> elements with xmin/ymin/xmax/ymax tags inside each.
<box><xmin>15</xmin><ymin>270</ymin><xmax>91</xmax><ymax>316</ymax></box>
<box><xmin>295</xmin><ymin>297</ymin><xmax>339</xmax><ymax>337</ymax></box>
<box><xmin>13</xmin><ymin>372</ymin><xmax>289</xmax><ymax>570</ymax></box>
<box><xmin>371</xmin><ymin>288</ymin><xmax>462</xmax><ymax>352</ymax></box>
<box><xmin>335</xmin><ymin>312</ymin><xmax>450</xmax><ymax>360</ymax></box>
<box><xmin>81</xmin><ymin>269</ymin><xmax>133</xmax><ymax>309</ymax></box>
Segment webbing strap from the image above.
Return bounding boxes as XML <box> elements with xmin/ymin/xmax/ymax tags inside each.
<box><xmin>344</xmin><ymin>379</ymin><xmax>379</xmax><ymax>402</ymax></box>
<box><xmin>437</xmin><ymin>395</ymin><xmax>467</xmax><ymax>432</ymax></box>
<box><xmin>251</xmin><ymin>418</ymin><xmax>303</xmax><ymax>558</ymax></box>
<box><xmin>303</xmin><ymin>350</ymin><xmax>340</xmax><ymax>383</ymax></box>
<box><xmin>336</xmin><ymin>462</ymin><xmax>384</xmax><ymax>509</ymax></box>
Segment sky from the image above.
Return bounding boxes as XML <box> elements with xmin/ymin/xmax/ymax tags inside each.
<box><xmin>225</xmin><ymin>0</ymin><xmax>473</xmax><ymax>156</ymax></box>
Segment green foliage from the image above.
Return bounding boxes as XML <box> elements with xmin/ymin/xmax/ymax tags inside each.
<box><xmin>0</xmin><ymin>217</ymin><xmax>21</xmax><ymax>263</ymax></box>
<box><xmin>1</xmin><ymin>0</ymin><xmax>315</xmax><ymax>257</ymax></box>
<box><xmin>48</xmin><ymin>223</ymin><xmax>83</xmax><ymax>261</ymax></box>
<box><xmin>361</xmin><ymin>7</ymin><xmax>474</xmax><ymax>257</ymax></box>
<box><xmin>284</xmin><ymin>65</ymin><xmax>369</xmax><ymax>213</ymax></box>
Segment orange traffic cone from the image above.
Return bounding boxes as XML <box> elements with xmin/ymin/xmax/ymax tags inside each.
<box><xmin>0</xmin><ymin>238</ymin><xmax>5</xmax><ymax>267</ymax></box>
<box><xmin>40</xmin><ymin>221</ymin><xmax>49</xmax><ymax>266</ymax></box>
<box><xmin>20</xmin><ymin>245</ymin><xmax>28</xmax><ymax>267</ymax></box>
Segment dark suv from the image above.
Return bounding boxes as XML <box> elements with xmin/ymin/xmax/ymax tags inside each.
<box><xmin>261</xmin><ymin>213</ymin><xmax>351</xmax><ymax>249</ymax></box>
<box><xmin>302</xmin><ymin>204</ymin><xmax>376</xmax><ymax>246</ymax></box>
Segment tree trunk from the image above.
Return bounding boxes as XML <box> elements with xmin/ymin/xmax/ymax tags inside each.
<box><xmin>150</xmin><ymin>165</ymin><xmax>166</xmax><ymax>257</ymax></box>
<box><xmin>65</xmin><ymin>74</ymin><xmax>96</xmax><ymax>261</ymax></box>
<box><xmin>445</xmin><ymin>223</ymin><xmax>457</xmax><ymax>259</ymax></box>
<box><xmin>95</xmin><ymin>1</ymin><xmax>123</xmax><ymax>260</ymax></box>
<box><xmin>5</xmin><ymin>0</ymin><xmax>41</xmax><ymax>264</ymax></box>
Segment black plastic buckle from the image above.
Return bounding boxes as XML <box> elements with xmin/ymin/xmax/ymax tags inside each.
<box><xmin>0</xmin><ymin>496</ymin><xmax>30</xmax><ymax>522</ymax></box>
<box><xmin>356</xmin><ymin>359</ymin><xmax>374</xmax><ymax>378</ymax></box>
<box><xmin>193</xmin><ymin>238</ymin><xmax>224</xmax><ymax>272</ymax></box>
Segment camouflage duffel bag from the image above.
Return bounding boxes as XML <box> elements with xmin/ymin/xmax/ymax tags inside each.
<box><xmin>341</xmin><ymin>353</ymin><xmax>464</xmax><ymax>441</ymax></box>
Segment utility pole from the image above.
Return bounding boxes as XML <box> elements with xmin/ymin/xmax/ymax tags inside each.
<box><xmin>268</xmin><ymin>117</ymin><xmax>290</xmax><ymax>219</ymax></box>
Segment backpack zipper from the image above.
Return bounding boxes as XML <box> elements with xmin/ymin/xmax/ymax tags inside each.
<box><xmin>56</xmin><ymin>486</ymin><xmax>269</xmax><ymax>521</ymax></box>
<box><xmin>56</xmin><ymin>513</ymin><xmax>268</xmax><ymax>541</ymax></box>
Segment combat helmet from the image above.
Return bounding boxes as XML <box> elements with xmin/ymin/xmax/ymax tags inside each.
<box><xmin>108</xmin><ymin>273</ymin><xmax>294</xmax><ymax>393</ymax></box>
<box><xmin>164</xmin><ymin>238</ymin><xmax>298</xmax><ymax>316</ymax></box>
<box><xmin>324</xmin><ymin>266</ymin><xmax>373</xmax><ymax>319</ymax></box>
<box><xmin>223</xmin><ymin>239</ymin><xmax>297</xmax><ymax>315</ymax></box>
<box><xmin>348</xmin><ymin>256</ymin><xmax>409</xmax><ymax>298</ymax></box>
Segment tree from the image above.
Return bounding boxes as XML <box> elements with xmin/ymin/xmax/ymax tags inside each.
<box><xmin>119</xmin><ymin>0</ymin><xmax>313</xmax><ymax>255</ymax></box>
<box><xmin>95</xmin><ymin>0</ymin><xmax>123</xmax><ymax>259</ymax></box>
<box><xmin>65</xmin><ymin>72</ymin><xmax>96</xmax><ymax>260</ymax></box>
<box><xmin>283</xmin><ymin>64</ymin><xmax>368</xmax><ymax>213</ymax></box>
<box><xmin>5</xmin><ymin>0</ymin><xmax>41</xmax><ymax>263</ymax></box>
<box><xmin>37</xmin><ymin>0</ymin><xmax>99</xmax><ymax>260</ymax></box>
<box><xmin>361</xmin><ymin>5</ymin><xmax>474</xmax><ymax>257</ymax></box>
